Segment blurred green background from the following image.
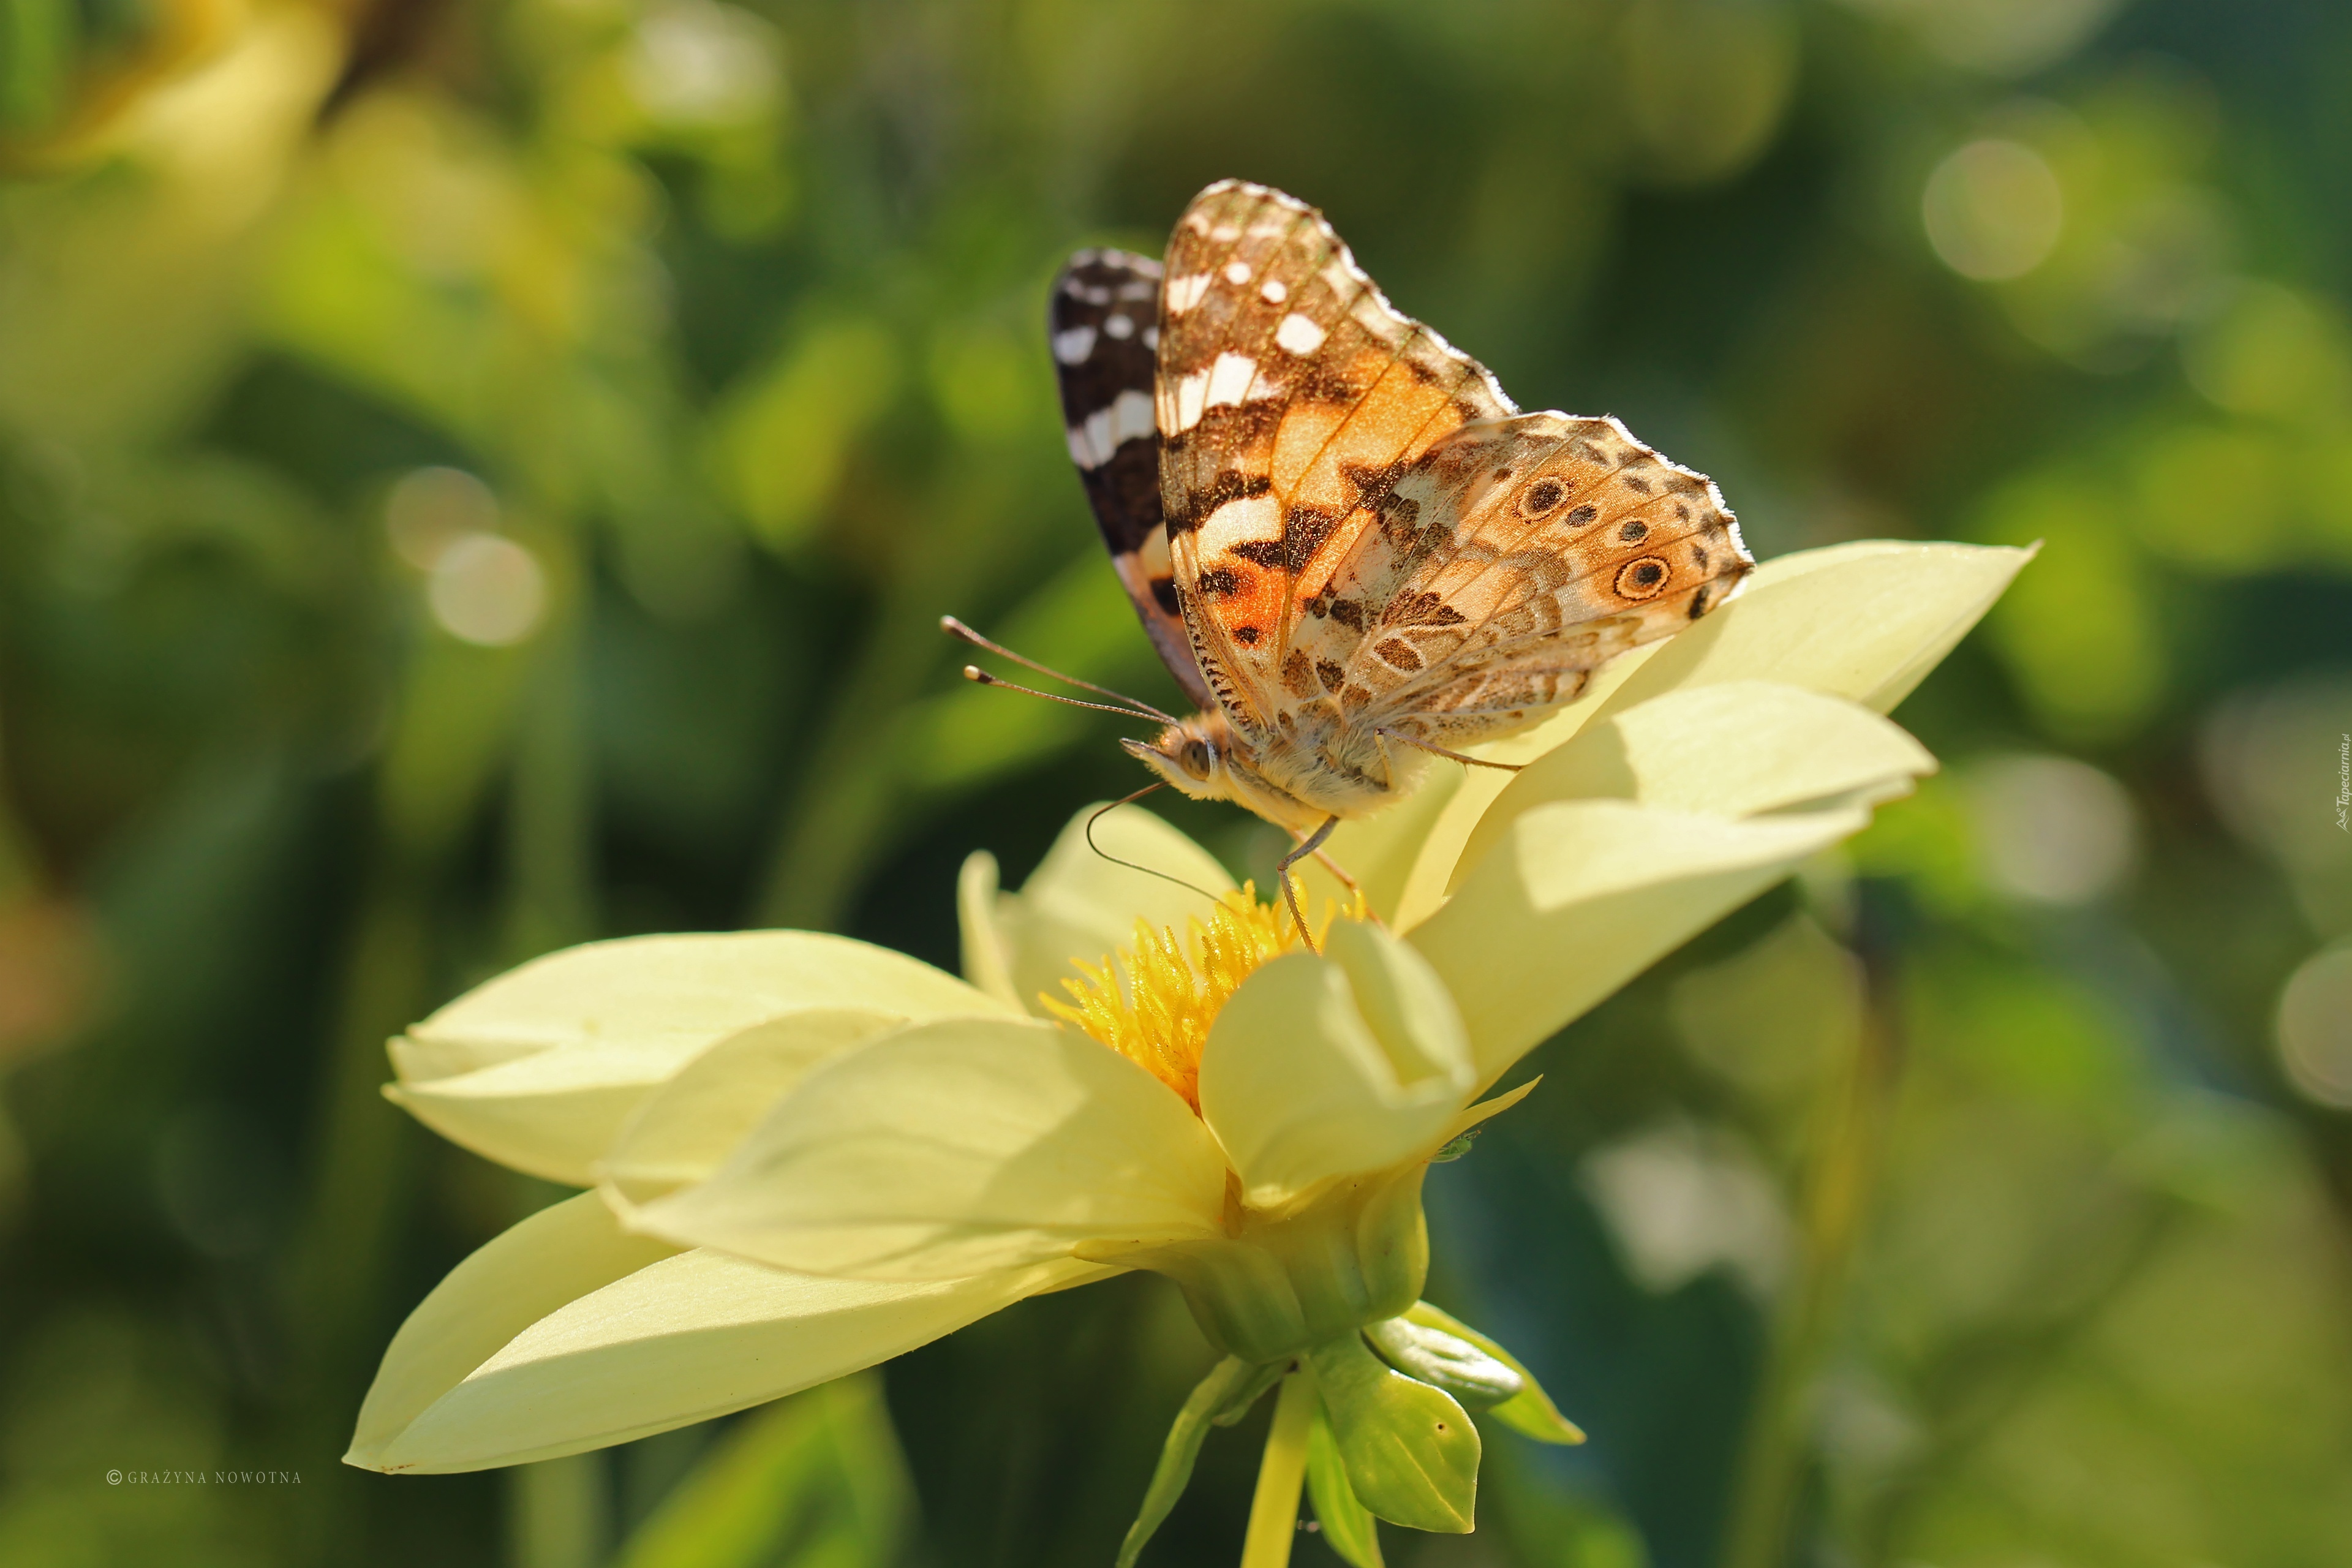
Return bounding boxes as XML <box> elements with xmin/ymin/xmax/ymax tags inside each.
<box><xmin>5</xmin><ymin>0</ymin><xmax>2352</xmax><ymax>1564</ymax></box>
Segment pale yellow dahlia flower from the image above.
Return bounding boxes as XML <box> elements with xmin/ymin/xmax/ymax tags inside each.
<box><xmin>347</xmin><ymin>541</ymin><xmax>2024</xmax><ymax>1550</ymax></box>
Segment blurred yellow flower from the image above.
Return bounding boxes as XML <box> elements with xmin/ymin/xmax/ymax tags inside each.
<box><xmin>347</xmin><ymin>538</ymin><xmax>2026</xmax><ymax>1504</ymax></box>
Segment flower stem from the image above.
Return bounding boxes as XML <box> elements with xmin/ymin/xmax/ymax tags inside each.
<box><xmin>1717</xmin><ymin>924</ymin><xmax>1902</xmax><ymax>1568</ymax></box>
<box><xmin>1240</xmin><ymin>1371</ymin><xmax>1316</xmax><ymax>1568</ymax></box>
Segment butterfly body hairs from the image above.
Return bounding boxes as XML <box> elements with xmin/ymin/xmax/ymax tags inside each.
<box><xmin>1028</xmin><ymin>181</ymin><xmax>1755</xmax><ymax>916</ymax></box>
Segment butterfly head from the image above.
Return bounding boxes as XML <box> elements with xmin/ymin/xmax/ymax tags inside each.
<box><xmin>1123</xmin><ymin>712</ymin><xmax>1329</xmax><ymax>833</ymax></box>
<box><xmin>1122</xmin><ymin>713</ymin><xmax>1234</xmax><ymax>802</ymax></box>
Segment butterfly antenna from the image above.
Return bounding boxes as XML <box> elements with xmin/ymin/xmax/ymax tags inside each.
<box><xmin>942</xmin><ymin>616</ymin><xmax>1180</xmax><ymax>725</ymax></box>
<box><xmin>1085</xmin><ymin>787</ymin><xmax>1223</xmax><ymax>905</ymax></box>
<box><xmin>960</xmin><ymin>668</ymin><xmax>1170</xmax><ymax>720</ymax></box>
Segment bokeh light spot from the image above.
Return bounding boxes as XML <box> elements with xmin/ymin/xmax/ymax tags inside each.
<box><xmin>385</xmin><ymin>466</ymin><xmax>500</xmax><ymax>571</ymax></box>
<box><xmin>2277</xmin><ymin>946</ymin><xmax>2352</xmax><ymax>1109</ymax></box>
<box><xmin>1924</xmin><ymin>138</ymin><xmax>2063</xmax><ymax>281</ymax></box>
<box><xmin>1580</xmin><ymin>1120</ymin><xmax>1792</xmax><ymax>1298</ymax></box>
<box><xmin>1966</xmin><ymin>754</ymin><xmax>2138</xmax><ymax>904</ymax></box>
<box><xmin>429</xmin><ymin>533</ymin><xmax>547</xmax><ymax>646</ymax></box>
<box><xmin>2180</xmin><ymin>280</ymin><xmax>2352</xmax><ymax>421</ymax></box>
<box><xmin>624</xmin><ymin>0</ymin><xmax>783</xmax><ymax>129</ymax></box>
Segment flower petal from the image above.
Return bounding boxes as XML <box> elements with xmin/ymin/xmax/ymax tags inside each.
<box><xmin>957</xmin><ymin>851</ymin><xmax>1022</xmax><ymax>1009</ymax></box>
<box><xmin>1580</xmin><ymin>539</ymin><xmax>2034</xmax><ymax>720</ymax></box>
<box><xmin>631</xmin><ymin>1016</ymin><xmax>1229</xmax><ymax>1278</ymax></box>
<box><xmin>347</xmin><ymin>1191</ymin><xmax>679</xmax><ymax>1471</ymax></box>
<box><xmin>1375</xmin><ymin>541</ymin><xmax>2026</xmax><ymax>930</ymax></box>
<box><xmin>987</xmin><ymin>805</ymin><xmax>1237</xmax><ymax>1017</ymax></box>
<box><xmin>1307</xmin><ymin>767</ymin><xmax>1465</xmax><ymax>924</ymax></box>
<box><xmin>389</xmin><ymin>1047</ymin><xmax>700</xmax><ymax>1188</ymax></box>
<box><xmin>599</xmin><ymin>1009</ymin><xmax>910</xmax><ymax>1207</ymax></box>
<box><xmin>1450</xmin><ymin>682</ymin><xmax>1934</xmax><ymax>893</ymax></box>
<box><xmin>350</xmin><ymin>1193</ymin><xmax>1106</xmax><ymax>1473</ymax></box>
<box><xmin>1199</xmin><ymin>922</ymin><xmax>1474</xmax><ymax>1210</ymax></box>
<box><xmin>389</xmin><ymin>933</ymin><xmax>1008</xmax><ymax>1185</ymax></box>
<box><xmin>1409</xmin><ymin>800</ymin><xmax>1874</xmax><ymax>1085</ymax></box>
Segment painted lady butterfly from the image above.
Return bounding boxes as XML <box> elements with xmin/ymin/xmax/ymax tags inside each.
<box><xmin>1033</xmin><ymin>179</ymin><xmax>1752</xmax><ymax>902</ymax></box>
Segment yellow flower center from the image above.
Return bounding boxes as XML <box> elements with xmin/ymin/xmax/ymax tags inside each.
<box><xmin>1044</xmin><ymin>882</ymin><xmax>1364</xmax><ymax>1113</ymax></box>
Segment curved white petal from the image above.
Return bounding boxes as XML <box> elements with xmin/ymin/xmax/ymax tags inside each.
<box><xmin>1200</xmin><ymin>923</ymin><xmax>1474</xmax><ymax>1210</ymax></box>
<box><xmin>1580</xmin><ymin>539</ymin><xmax>2034</xmax><ymax>721</ymax></box>
<box><xmin>984</xmin><ymin>804</ymin><xmax>1237</xmax><ymax>1017</ymax></box>
<box><xmin>348</xmin><ymin>1193</ymin><xmax>1108</xmax><ymax>1474</ymax></box>
<box><xmin>1410</xmin><ymin>799</ymin><xmax>1873</xmax><ymax>1085</ymax></box>
<box><xmin>390</xmin><ymin>1047</ymin><xmax>704</xmax><ymax>1188</ymax></box>
<box><xmin>1374</xmin><ymin>541</ymin><xmax>2027</xmax><ymax>930</ymax></box>
<box><xmin>347</xmin><ymin>1192</ymin><xmax>679</xmax><ymax>1471</ymax></box>
<box><xmin>1451</xmin><ymin>682</ymin><xmax>1934</xmax><ymax>893</ymax></box>
<box><xmin>957</xmin><ymin>851</ymin><xmax>1023</xmax><ymax>1009</ymax></box>
<box><xmin>631</xmin><ymin>1016</ymin><xmax>1229</xmax><ymax>1279</ymax></box>
<box><xmin>599</xmin><ymin>1009</ymin><xmax>910</xmax><ymax>1207</ymax></box>
<box><xmin>388</xmin><ymin>933</ymin><xmax>1008</xmax><ymax>1185</ymax></box>
<box><xmin>1303</xmin><ymin>766</ymin><xmax>1465</xmax><ymax>924</ymax></box>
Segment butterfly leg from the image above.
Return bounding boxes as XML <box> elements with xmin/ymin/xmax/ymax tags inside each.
<box><xmin>1275</xmin><ymin>815</ymin><xmax>1341</xmax><ymax>953</ymax></box>
<box><xmin>1377</xmin><ymin>726</ymin><xmax>1525</xmax><ymax>773</ymax></box>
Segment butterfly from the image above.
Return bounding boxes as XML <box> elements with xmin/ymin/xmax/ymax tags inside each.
<box><xmin>982</xmin><ymin>179</ymin><xmax>1752</xmax><ymax>922</ymax></box>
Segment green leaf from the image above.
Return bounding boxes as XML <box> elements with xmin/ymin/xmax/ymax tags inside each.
<box><xmin>1306</xmin><ymin>1333</ymin><xmax>1480</xmax><ymax>1533</ymax></box>
<box><xmin>1305</xmin><ymin>1400</ymin><xmax>1385</xmax><ymax>1568</ymax></box>
<box><xmin>1116</xmin><ymin>1357</ymin><xmax>1259</xmax><ymax>1568</ymax></box>
<box><xmin>1211</xmin><ymin>1357</ymin><xmax>1289</xmax><ymax>1427</ymax></box>
<box><xmin>1404</xmin><ymin>1302</ymin><xmax>1586</xmax><ymax>1445</ymax></box>
<box><xmin>608</xmin><ymin>1374</ymin><xmax>910</xmax><ymax>1568</ymax></box>
<box><xmin>1365</xmin><ymin>1316</ymin><xmax>1522</xmax><ymax>1411</ymax></box>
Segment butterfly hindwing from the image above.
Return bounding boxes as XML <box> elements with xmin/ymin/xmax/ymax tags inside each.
<box><xmin>1314</xmin><ymin>412</ymin><xmax>1752</xmax><ymax>752</ymax></box>
<box><xmin>1051</xmin><ymin>249</ymin><xmax>1210</xmax><ymax>710</ymax></box>
<box><xmin>1153</xmin><ymin>181</ymin><xmax>1515</xmax><ymax>747</ymax></box>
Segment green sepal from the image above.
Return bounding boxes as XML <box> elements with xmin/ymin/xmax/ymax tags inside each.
<box><xmin>1403</xmin><ymin>1301</ymin><xmax>1586</xmax><ymax>1445</ymax></box>
<box><xmin>1116</xmin><ymin>1356</ymin><xmax>1256</xmax><ymax>1568</ymax></box>
<box><xmin>1364</xmin><ymin>1315</ymin><xmax>1522</xmax><ymax>1411</ymax></box>
<box><xmin>1305</xmin><ymin>1332</ymin><xmax>1480</xmax><ymax>1533</ymax></box>
<box><xmin>1305</xmin><ymin>1398</ymin><xmax>1386</xmax><ymax>1567</ymax></box>
<box><xmin>1210</xmin><ymin>1357</ymin><xmax>1289</xmax><ymax>1427</ymax></box>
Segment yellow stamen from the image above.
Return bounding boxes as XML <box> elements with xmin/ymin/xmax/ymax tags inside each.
<box><xmin>1044</xmin><ymin>880</ymin><xmax>1365</xmax><ymax>1113</ymax></box>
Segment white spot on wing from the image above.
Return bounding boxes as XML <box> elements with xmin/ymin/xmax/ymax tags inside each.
<box><xmin>1103</xmin><ymin>312</ymin><xmax>1134</xmax><ymax>340</ymax></box>
<box><xmin>1224</xmin><ymin>260</ymin><xmax>1252</xmax><ymax>285</ymax></box>
<box><xmin>1142</xmin><ymin>326</ymin><xmax>1159</xmax><ymax>350</ymax></box>
<box><xmin>1275</xmin><ymin>313</ymin><xmax>1328</xmax><ymax>356</ymax></box>
<box><xmin>1166</xmin><ymin>273</ymin><xmax>1212</xmax><ymax>314</ymax></box>
<box><xmin>1168</xmin><ymin>369</ymin><xmax>1209</xmax><ymax>434</ymax></box>
<box><xmin>1205</xmin><ymin>351</ymin><xmax>1260</xmax><ymax>409</ymax></box>
<box><xmin>1108</xmin><ymin>388</ymin><xmax>1155</xmax><ymax>446</ymax></box>
<box><xmin>1052</xmin><ymin>325</ymin><xmax>1098</xmax><ymax>364</ymax></box>
<box><xmin>1202</xmin><ymin>492</ymin><xmax>1281</xmax><ymax>543</ymax></box>
<box><xmin>1260</xmin><ymin>278</ymin><xmax>1287</xmax><ymax>304</ymax></box>
<box><xmin>1074</xmin><ymin>389</ymin><xmax>1156</xmax><ymax>468</ymax></box>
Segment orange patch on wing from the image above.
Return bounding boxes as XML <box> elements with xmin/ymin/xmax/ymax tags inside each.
<box><xmin>1270</xmin><ymin>403</ymin><xmax>1352</xmax><ymax>497</ymax></box>
<box><xmin>1212</xmin><ymin>562</ymin><xmax>1289</xmax><ymax>643</ymax></box>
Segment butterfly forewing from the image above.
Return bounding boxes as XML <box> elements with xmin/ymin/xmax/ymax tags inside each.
<box><xmin>1154</xmin><ymin>181</ymin><xmax>1516</xmax><ymax>745</ymax></box>
<box><xmin>1050</xmin><ymin>249</ymin><xmax>1210</xmax><ymax>709</ymax></box>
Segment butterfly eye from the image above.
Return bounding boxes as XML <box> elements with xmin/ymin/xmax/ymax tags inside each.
<box><xmin>1518</xmin><ymin>477</ymin><xmax>1568</xmax><ymax>518</ymax></box>
<box><xmin>1179</xmin><ymin>740</ymin><xmax>1214</xmax><ymax>777</ymax></box>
